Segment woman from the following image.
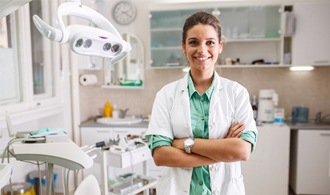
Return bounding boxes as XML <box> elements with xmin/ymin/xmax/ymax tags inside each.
<box><xmin>145</xmin><ymin>11</ymin><xmax>257</xmax><ymax>195</ymax></box>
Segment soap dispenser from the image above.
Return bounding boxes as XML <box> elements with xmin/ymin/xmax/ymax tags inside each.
<box><xmin>103</xmin><ymin>101</ymin><xmax>112</xmax><ymax>117</ymax></box>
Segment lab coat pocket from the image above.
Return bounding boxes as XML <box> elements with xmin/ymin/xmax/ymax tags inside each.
<box><xmin>157</xmin><ymin>167</ymin><xmax>191</xmax><ymax>195</ymax></box>
<box><xmin>221</xmin><ymin>175</ymin><xmax>245</xmax><ymax>195</ymax></box>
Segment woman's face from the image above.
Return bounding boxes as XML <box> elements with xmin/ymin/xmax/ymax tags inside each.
<box><xmin>182</xmin><ymin>23</ymin><xmax>222</xmax><ymax>73</ymax></box>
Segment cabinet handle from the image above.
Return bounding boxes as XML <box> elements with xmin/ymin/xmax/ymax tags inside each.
<box><xmin>96</xmin><ymin>130</ymin><xmax>110</xmax><ymax>134</ymax></box>
<box><xmin>320</xmin><ymin>133</ymin><xmax>330</xmax><ymax>136</ymax></box>
<box><xmin>314</xmin><ymin>60</ymin><xmax>329</xmax><ymax>64</ymax></box>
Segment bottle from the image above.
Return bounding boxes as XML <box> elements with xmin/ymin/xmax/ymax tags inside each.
<box><xmin>112</xmin><ymin>104</ymin><xmax>119</xmax><ymax>119</ymax></box>
<box><xmin>103</xmin><ymin>101</ymin><xmax>112</xmax><ymax>117</ymax></box>
<box><xmin>251</xmin><ymin>95</ymin><xmax>258</xmax><ymax>121</ymax></box>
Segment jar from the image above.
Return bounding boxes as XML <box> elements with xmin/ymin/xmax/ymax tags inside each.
<box><xmin>2</xmin><ymin>182</ymin><xmax>36</xmax><ymax>195</ymax></box>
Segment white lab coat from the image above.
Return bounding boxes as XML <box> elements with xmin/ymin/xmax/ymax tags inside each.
<box><xmin>146</xmin><ymin>72</ymin><xmax>257</xmax><ymax>195</ymax></box>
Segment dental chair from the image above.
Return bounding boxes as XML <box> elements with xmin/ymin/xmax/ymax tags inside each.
<box><xmin>74</xmin><ymin>175</ymin><xmax>101</xmax><ymax>195</ymax></box>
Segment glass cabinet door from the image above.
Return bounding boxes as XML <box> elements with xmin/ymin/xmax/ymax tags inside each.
<box><xmin>150</xmin><ymin>9</ymin><xmax>211</xmax><ymax>68</ymax></box>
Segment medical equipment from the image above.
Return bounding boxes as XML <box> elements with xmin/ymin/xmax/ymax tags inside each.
<box><xmin>4</xmin><ymin>113</ymin><xmax>94</xmax><ymax>195</ymax></box>
<box><xmin>32</xmin><ymin>1</ymin><xmax>131</xmax><ymax>64</ymax></box>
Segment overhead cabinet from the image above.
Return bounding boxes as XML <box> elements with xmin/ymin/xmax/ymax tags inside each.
<box><xmin>149</xmin><ymin>4</ymin><xmax>294</xmax><ymax>68</ymax></box>
<box><xmin>291</xmin><ymin>1</ymin><xmax>330</xmax><ymax>66</ymax></box>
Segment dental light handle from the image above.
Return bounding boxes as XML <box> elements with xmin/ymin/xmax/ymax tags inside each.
<box><xmin>33</xmin><ymin>15</ymin><xmax>64</xmax><ymax>42</ymax></box>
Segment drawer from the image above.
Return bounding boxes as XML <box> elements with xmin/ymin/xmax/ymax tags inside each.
<box><xmin>106</xmin><ymin>145</ymin><xmax>151</xmax><ymax>168</ymax></box>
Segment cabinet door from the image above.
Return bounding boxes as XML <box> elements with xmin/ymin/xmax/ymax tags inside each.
<box><xmin>80</xmin><ymin>127</ymin><xmax>113</xmax><ymax>145</ymax></box>
<box><xmin>291</xmin><ymin>130</ymin><xmax>330</xmax><ymax>194</ymax></box>
<box><xmin>150</xmin><ymin>9</ymin><xmax>202</xmax><ymax>67</ymax></box>
<box><xmin>292</xmin><ymin>1</ymin><xmax>330</xmax><ymax>66</ymax></box>
<box><xmin>241</xmin><ymin>125</ymin><xmax>290</xmax><ymax>195</ymax></box>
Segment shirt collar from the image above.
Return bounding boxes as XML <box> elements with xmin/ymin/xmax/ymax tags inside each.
<box><xmin>187</xmin><ymin>71</ymin><xmax>216</xmax><ymax>99</ymax></box>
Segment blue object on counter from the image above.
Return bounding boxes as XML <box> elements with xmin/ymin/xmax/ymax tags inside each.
<box><xmin>292</xmin><ymin>106</ymin><xmax>309</xmax><ymax>124</ymax></box>
<box><xmin>30</xmin><ymin>128</ymin><xmax>65</xmax><ymax>137</ymax></box>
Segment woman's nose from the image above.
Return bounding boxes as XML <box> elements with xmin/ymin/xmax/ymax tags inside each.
<box><xmin>197</xmin><ymin>44</ymin><xmax>207</xmax><ymax>53</ymax></box>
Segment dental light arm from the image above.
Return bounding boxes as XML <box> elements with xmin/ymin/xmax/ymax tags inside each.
<box><xmin>33</xmin><ymin>15</ymin><xmax>64</xmax><ymax>42</ymax></box>
<box><xmin>33</xmin><ymin>2</ymin><xmax>131</xmax><ymax>63</ymax></box>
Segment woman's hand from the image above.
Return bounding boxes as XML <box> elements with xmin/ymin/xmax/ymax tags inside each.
<box><xmin>225</xmin><ymin>122</ymin><xmax>245</xmax><ymax>138</ymax></box>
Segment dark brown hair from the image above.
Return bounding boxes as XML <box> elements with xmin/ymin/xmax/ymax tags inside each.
<box><xmin>182</xmin><ymin>11</ymin><xmax>222</xmax><ymax>44</ymax></box>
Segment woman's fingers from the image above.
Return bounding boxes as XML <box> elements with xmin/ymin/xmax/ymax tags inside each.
<box><xmin>226</xmin><ymin>122</ymin><xmax>245</xmax><ymax>138</ymax></box>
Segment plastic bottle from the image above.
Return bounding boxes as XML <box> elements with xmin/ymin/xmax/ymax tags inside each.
<box><xmin>112</xmin><ymin>104</ymin><xmax>119</xmax><ymax>119</ymax></box>
<box><xmin>103</xmin><ymin>101</ymin><xmax>112</xmax><ymax>117</ymax></box>
<box><xmin>251</xmin><ymin>95</ymin><xmax>258</xmax><ymax>121</ymax></box>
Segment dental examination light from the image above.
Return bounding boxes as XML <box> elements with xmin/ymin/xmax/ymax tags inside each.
<box><xmin>32</xmin><ymin>1</ymin><xmax>131</xmax><ymax>64</ymax></box>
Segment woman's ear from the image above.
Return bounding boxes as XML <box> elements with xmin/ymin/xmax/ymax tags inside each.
<box><xmin>219</xmin><ymin>42</ymin><xmax>223</xmax><ymax>54</ymax></box>
<box><xmin>182</xmin><ymin>42</ymin><xmax>186</xmax><ymax>55</ymax></box>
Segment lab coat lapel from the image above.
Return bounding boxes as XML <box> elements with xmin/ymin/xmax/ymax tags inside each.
<box><xmin>208</xmin><ymin>73</ymin><xmax>223</xmax><ymax>138</ymax></box>
<box><xmin>179</xmin><ymin>74</ymin><xmax>193</xmax><ymax>137</ymax></box>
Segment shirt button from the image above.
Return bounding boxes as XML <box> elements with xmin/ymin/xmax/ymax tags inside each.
<box><xmin>201</xmin><ymin>116</ymin><xmax>205</xmax><ymax>121</ymax></box>
<box><xmin>199</xmin><ymin>181</ymin><xmax>203</xmax><ymax>186</ymax></box>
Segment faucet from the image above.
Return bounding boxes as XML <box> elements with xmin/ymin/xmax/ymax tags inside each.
<box><xmin>315</xmin><ymin>112</ymin><xmax>322</xmax><ymax>123</ymax></box>
<box><xmin>315</xmin><ymin>112</ymin><xmax>330</xmax><ymax>124</ymax></box>
<box><xmin>119</xmin><ymin>108</ymin><xmax>129</xmax><ymax>118</ymax></box>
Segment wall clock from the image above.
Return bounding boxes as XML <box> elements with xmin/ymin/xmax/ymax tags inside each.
<box><xmin>112</xmin><ymin>1</ymin><xmax>136</xmax><ymax>25</ymax></box>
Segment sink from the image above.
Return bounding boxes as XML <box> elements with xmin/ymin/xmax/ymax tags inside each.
<box><xmin>96</xmin><ymin>117</ymin><xmax>143</xmax><ymax>125</ymax></box>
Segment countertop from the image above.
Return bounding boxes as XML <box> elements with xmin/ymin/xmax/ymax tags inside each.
<box><xmin>288</xmin><ymin>122</ymin><xmax>330</xmax><ymax>130</ymax></box>
<box><xmin>80</xmin><ymin>119</ymin><xmax>149</xmax><ymax>128</ymax></box>
<box><xmin>80</xmin><ymin>119</ymin><xmax>330</xmax><ymax>130</ymax></box>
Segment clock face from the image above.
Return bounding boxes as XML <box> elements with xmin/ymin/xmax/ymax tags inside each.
<box><xmin>112</xmin><ymin>1</ymin><xmax>136</xmax><ymax>25</ymax></box>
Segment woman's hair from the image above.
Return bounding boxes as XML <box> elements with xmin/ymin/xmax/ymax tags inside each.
<box><xmin>182</xmin><ymin>11</ymin><xmax>222</xmax><ymax>44</ymax></box>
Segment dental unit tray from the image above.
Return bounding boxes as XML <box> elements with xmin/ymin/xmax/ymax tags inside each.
<box><xmin>11</xmin><ymin>132</ymin><xmax>93</xmax><ymax>170</ymax></box>
<box><xmin>32</xmin><ymin>2</ymin><xmax>131</xmax><ymax>64</ymax></box>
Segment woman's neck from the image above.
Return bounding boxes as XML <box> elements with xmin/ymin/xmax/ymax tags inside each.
<box><xmin>190</xmin><ymin>70</ymin><xmax>214</xmax><ymax>94</ymax></box>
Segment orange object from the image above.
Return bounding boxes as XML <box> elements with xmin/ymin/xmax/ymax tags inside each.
<box><xmin>103</xmin><ymin>101</ymin><xmax>112</xmax><ymax>117</ymax></box>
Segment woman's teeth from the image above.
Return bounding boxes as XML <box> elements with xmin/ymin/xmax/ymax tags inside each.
<box><xmin>196</xmin><ymin>57</ymin><xmax>209</xmax><ymax>61</ymax></box>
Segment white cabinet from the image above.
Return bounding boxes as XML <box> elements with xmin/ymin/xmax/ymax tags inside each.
<box><xmin>292</xmin><ymin>1</ymin><xmax>330</xmax><ymax>66</ymax></box>
<box><xmin>289</xmin><ymin>129</ymin><xmax>330</xmax><ymax>195</ymax></box>
<box><xmin>241</xmin><ymin>124</ymin><xmax>290</xmax><ymax>195</ymax></box>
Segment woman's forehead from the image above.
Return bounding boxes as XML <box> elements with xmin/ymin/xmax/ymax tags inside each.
<box><xmin>186</xmin><ymin>24</ymin><xmax>218</xmax><ymax>40</ymax></box>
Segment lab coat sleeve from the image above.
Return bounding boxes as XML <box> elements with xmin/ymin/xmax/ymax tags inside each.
<box><xmin>145</xmin><ymin>86</ymin><xmax>174</xmax><ymax>139</ymax></box>
<box><xmin>233</xmin><ymin>84</ymin><xmax>258</xmax><ymax>135</ymax></box>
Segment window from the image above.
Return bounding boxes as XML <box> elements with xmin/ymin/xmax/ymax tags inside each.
<box><xmin>0</xmin><ymin>0</ymin><xmax>61</xmax><ymax>114</ymax></box>
<box><xmin>0</xmin><ymin>14</ymin><xmax>22</xmax><ymax>105</ymax></box>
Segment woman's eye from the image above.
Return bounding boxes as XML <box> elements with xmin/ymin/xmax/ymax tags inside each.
<box><xmin>207</xmin><ymin>41</ymin><xmax>215</xmax><ymax>46</ymax></box>
<box><xmin>188</xmin><ymin>41</ymin><xmax>198</xmax><ymax>46</ymax></box>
